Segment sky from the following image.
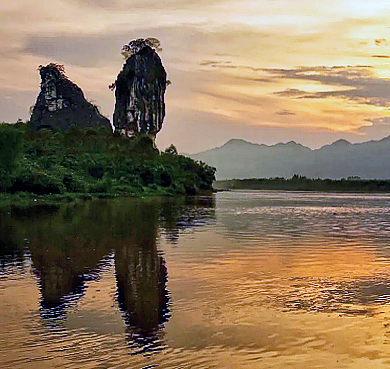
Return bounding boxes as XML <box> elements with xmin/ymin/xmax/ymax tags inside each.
<box><xmin>2</xmin><ymin>0</ymin><xmax>390</xmax><ymax>153</ymax></box>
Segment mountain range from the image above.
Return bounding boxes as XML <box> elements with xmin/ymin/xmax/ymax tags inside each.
<box><xmin>190</xmin><ymin>136</ymin><xmax>390</xmax><ymax>180</ymax></box>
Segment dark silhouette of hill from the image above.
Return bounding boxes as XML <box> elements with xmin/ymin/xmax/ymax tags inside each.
<box><xmin>191</xmin><ymin>136</ymin><xmax>390</xmax><ymax>179</ymax></box>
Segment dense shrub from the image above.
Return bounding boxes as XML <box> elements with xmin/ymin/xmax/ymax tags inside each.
<box><xmin>0</xmin><ymin>124</ymin><xmax>23</xmax><ymax>190</ymax></box>
<box><xmin>0</xmin><ymin>123</ymin><xmax>216</xmax><ymax>197</ymax></box>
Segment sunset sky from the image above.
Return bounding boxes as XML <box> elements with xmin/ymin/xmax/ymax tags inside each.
<box><xmin>2</xmin><ymin>0</ymin><xmax>390</xmax><ymax>153</ymax></box>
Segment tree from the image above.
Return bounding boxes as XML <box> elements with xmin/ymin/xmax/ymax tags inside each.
<box><xmin>121</xmin><ymin>38</ymin><xmax>162</xmax><ymax>60</ymax></box>
<box><xmin>38</xmin><ymin>63</ymin><xmax>67</xmax><ymax>77</ymax></box>
<box><xmin>109</xmin><ymin>38</ymin><xmax>170</xmax><ymax>91</ymax></box>
<box><xmin>0</xmin><ymin>124</ymin><xmax>22</xmax><ymax>190</ymax></box>
<box><xmin>164</xmin><ymin>144</ymin><xmax>178</xmax><ymax>155</ymax></box>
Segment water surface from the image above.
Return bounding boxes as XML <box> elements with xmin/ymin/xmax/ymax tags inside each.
<box><xmin>2</xmin><ymin>191</ymin><xmax>390</xmax><ymax>368</ymax></box>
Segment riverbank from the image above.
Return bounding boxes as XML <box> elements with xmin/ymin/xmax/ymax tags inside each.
<box><xmin>215</xmin><ymin>175</ymin><xmax>390</xmax><ymax>192</ymax></box>
<box><xmin>0</xmin><ymin>122</ymin><xmax>216</xmax><ymax>211</ymax></box>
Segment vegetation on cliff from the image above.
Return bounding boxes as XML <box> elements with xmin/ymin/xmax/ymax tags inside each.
<box><xmin>0</xmin><ymin>122</ymin><xmax>215</xmax><ymax>207</ymax></box>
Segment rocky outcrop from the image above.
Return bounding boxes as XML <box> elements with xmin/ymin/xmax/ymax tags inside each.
<box><xmin>113</xmin><ymin>45</ymin><xmax>167</xmax><ymax>137</ymax></box>
<box><xmin>29</xmin><ymin>64</ymin><xmax>111</xmax><ymax>131</ymax></box>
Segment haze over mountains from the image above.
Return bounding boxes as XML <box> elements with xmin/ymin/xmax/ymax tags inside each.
<box><xmin>190</xmin><ymin>136</ymin><xmax>390</xmax><ymax>180</ymax></box>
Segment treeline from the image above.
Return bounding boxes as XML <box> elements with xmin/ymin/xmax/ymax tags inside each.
<box><xmin>215</xmin><ymin>175</ymin><xmax>390</xmax><ymax>192</ymax></box>
<box><xmin>0</xmin><ymin>122</ymin><xmax>215</xmax><ymax>203</ymax></box>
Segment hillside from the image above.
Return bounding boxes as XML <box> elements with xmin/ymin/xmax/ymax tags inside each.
<box><xmin>191</xmin><ymin>137</ymin><xmax>390</xmax><ymax>179</ymax></box>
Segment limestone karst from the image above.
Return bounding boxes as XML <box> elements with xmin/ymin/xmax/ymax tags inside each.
<box><xmin>29</xmin><ymin>64</ymin><xmax>111</xmax><ymax>131</ymax></box>
<box><xmin>112</xmin><ymin>39</ymin><xmax>168</xmax><ymax>137</ymax></box>
<box><xmin>29</xmin><ymin>38</ymin><xmax>168</xmax><ymax>138</ymax></box>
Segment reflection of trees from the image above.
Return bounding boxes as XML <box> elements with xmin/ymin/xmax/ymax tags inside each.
<box><xmin>159</xmin><ymin>196</ymin><xmax>215</xmax><ymax>244</ymax></box>
<box><xmin>0</xmin><ymin>205</ymin><xmax>60</xmax><ymax>274</ymax></box>
<box><xmin>0</xmin><ymin>222</ymin><xmax>23</xmax><ymax>271</ymax></box>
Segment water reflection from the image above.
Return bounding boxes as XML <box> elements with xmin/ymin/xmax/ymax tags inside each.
<box><xmin>0</xmin><ymin>221</ymin><xmax>24</xmax><ymax>272</ymax></box>
<box><xmin>279</xmin><ymin>276</ymin><xmax>390</xmax><ymax>315</ymax></box>
<box><xmin>0</xmin><ymin>196</ymin><xmax>215</xmax><ymax>353</ymax></box>
<box><xmin>0</xmin><ymin>206</ymin><xmax>52</xmax><ymax>273</ymax></box>
<box><xmin>4</xmin><ymin>192</ymin><xmax>390</xmax><ymax>368</ymax></box>
<box><xmin>214</xmin><ymin>191</ymin><xmax>390</xmax><ymax>317</ymax></box>
<box><xmin>114</xmin><ymin>201</ymin><xmax>169</xmax><ymax>353</ymax></box>
<box><xmin>26</xmin><ymin>203</ymin><xmax>114</xmax><ymax>319</ymax></box>
<box><xmin>160</xmin><ymin>196</ymin><xmax>215</xmax><ymax>244</ymax></box>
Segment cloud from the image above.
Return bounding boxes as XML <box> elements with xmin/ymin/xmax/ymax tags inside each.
<box><xmin>357</xmin><ymin>116</ymin><xmax>390</xmax><ymax>139</ymax></box>
<box><xmin>202</xmin><ymin>61</ymin><xmax>263</xmax><ymax>72</ymax></box>
<box><xmin>274</xmin><ymin>89</ymin><xmax>307</xmax><ymax>97</ymax></box>
<box><xmin>61</xmin><ymin>0</ymin><xmax>229</xmax><ymax>10</ymax></box>
<box><xmin>268</xmin><ymin>66</ymin><xmax>390</xmax><ymax>107</ymax></box>
<box><xmin>366</xmin><ymin>116</ymin><xmax>390</xmax><ymax>126</ymax></box>
<box><xmin>276</xmin><ymin>110</ymin><xmax>295</xmax><ymax>116</ymax></box>
<box><xmin>23</xmin><ymin>34</ymin><xmax>125</xmax><ymax>68</ymax></box>
<box><xmin>4</xmin><ymin>0</ymin><xmax>390</xmax><ymax>153</ymax></box>
<box><xmin>21</xmin><ymin>25</ymin><xmax>224</xmax><ymax>69</ymax></box>
<box><xmin>375</xmin><ymin>38</ymin><xmax>388</xmax><ymax>46</ymax></box>
<box><xmin>200</xmin><ymin>60</ymin><xmax>233</xmax><ymax>67</ymax></box>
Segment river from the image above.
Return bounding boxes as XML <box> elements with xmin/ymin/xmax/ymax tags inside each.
<box><xmin>1</xmin><ymin>191</ymin><xmax>390</xmax><ymax>368</ymax></box>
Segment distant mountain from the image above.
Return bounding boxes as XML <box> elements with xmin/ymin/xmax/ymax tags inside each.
<box><xmin>190</xmin><ymin>136</ymin><xmax>390</xmax><ymax>179</ymax></box>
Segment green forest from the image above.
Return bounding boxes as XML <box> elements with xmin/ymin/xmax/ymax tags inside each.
<box><xmin>0</xmin><ymin>122</ymin><xmax>215</xmax><ymax>209</ymax></box>
<box><xmin>216</xmin><ymin>175</ymin><xmax>390</xmax><ymax>192</ymax></box>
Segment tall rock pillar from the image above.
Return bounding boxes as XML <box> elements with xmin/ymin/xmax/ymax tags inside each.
<box><xmin>112</xmin><ymin>40</ymin><xmax>167</xmax><ymax>137</ymax></box>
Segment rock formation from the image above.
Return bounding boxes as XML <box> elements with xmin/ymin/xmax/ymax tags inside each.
<box><xmin>29</xmin><ymin>63</ymin><xmax>111</xmax><ymax>131</ymax></box>
<box><xmin>112</xmin><ymin>40</ymin><xmax>167</xmax><ymax>137</ymax></box>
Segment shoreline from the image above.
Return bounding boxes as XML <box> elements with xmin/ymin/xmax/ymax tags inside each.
<box><xmin>214</xmin><ymin>177</ymin><xmax>390</xmax><ymax>193</ymax></box>
<box><xmin>0</xmin><ymin>190</ymin><xmax>215</xmax><ymax>213</ymax></box>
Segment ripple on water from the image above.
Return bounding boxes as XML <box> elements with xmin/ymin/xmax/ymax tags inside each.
<box><xmin>2</xmin><ymin>192</ymin><xmax>390</xmax><ymax>368</ymax></box>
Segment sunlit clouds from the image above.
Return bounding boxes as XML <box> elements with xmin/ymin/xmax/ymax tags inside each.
<box><xmin>1</xmin><ymin>0</ymin><xmax>390</xmax><ymax>152</ymax></box>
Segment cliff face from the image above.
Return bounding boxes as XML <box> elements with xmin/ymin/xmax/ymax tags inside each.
<box><xmin>29</xmin><ymin>64</ymin><xmax>111</xmax><ymax>131</ymax></box>
<box><xmin>113</xmin><ymin>45</ymin><xmax>167</xmax><ymax>136</ymax></box>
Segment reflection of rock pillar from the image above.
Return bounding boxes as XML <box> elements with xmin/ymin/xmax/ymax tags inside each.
<box><xmin>115</xmin><ymin>238</ymin><xmax>168</xmax><ymax>333</ymax></box>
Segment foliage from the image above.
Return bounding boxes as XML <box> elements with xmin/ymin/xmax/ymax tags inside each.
<box><xmin>216</xmin><ymin>175</ymin><xmax>390</xmax><ymax>192</ymax></box>
<box><xmin>121</xmin><ymin>38</ymin><xmax>162</xmax><ymax>60</ymax></box>
<box><xmin>0</xmin><ymin>123</ymin><xmax>216</xmax><ymax>199</ymax></box>
<box><xmin>0</xmin><ymin>123</ymin><xmax>23</xmax><ymax>190</ymax></box>
<box><xmin>38</xmin><ymin>63</ymin><xmax>67</xmax><ymax>77</ymax></box>
<box><xmin>109</xmin><ymin>37</ymin><xmax>166</xmax><ymax>91</ymax></box>
<box><xmin>164</xmin><ymin>144</ymin><xmax>178</xmax><ymax>155</ymax></box>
